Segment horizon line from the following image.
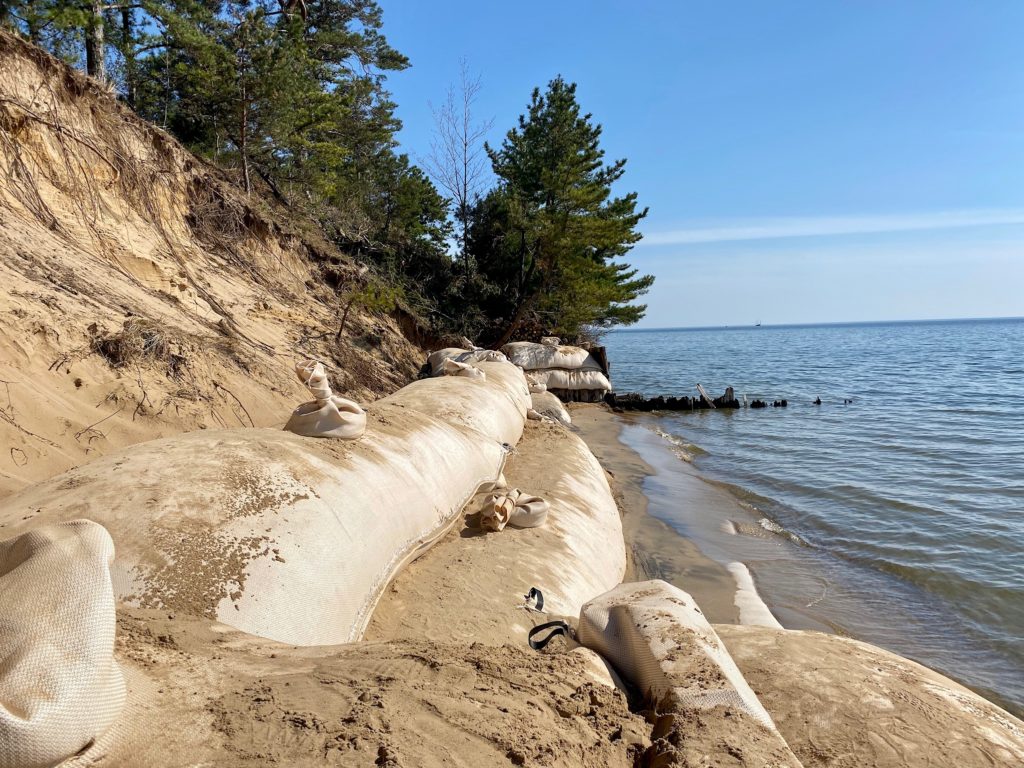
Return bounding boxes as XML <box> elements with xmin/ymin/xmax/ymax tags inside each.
<box><xmin>611</xmin><ymin>315</ymin><xmax>1024</xmax><ymax>333</ymax></box>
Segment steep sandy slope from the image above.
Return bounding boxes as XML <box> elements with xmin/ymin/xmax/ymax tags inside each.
<box><xmin>0</xmin><ymin>32</ymin><xmax>424</xmax><ymax>497</ymax></box>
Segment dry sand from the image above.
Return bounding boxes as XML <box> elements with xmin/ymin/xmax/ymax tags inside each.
<box><xmin>80</xmin><ymin>608</ymin><xmax>648</xmax><ymax>768</ymax></box>
<box><xmin>366</xmin><ymin>418</ymin><xmax>624</xmax><ymax>646</ymax></box>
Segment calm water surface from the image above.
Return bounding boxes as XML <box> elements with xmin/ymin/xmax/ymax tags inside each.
<box><xmin>603</xmin><ymin>318</ymin><xmax>1024</xmax><ymax>715</ymax></box>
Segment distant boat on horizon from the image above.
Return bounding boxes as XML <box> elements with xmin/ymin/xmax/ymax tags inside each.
<box><xmin>755</xmin><ymin>320</ymin><xmax>762</xmax><ymax>327</ymax></box>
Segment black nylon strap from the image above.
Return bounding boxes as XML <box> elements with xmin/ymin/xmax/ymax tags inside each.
<box><xmin>528</xmin><ymin>620</ymin><xmax>572</xmax><ymax>650</ymax></box>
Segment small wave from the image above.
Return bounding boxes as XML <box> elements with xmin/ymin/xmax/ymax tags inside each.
<box><xmin>649</xmin><ymin>425</ymin><xmax>706</xmax><ymax>463</ymax></box>
<box><xmin>758</xmin><ymin>517</ymin><xmax>809</xmax><ymax>547</ymax></box>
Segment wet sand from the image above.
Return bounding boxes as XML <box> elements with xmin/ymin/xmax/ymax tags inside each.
<box><xmin>569</xmin><ymin>404</ymin><xmax>739</xmax><ymax>624</ymax></box>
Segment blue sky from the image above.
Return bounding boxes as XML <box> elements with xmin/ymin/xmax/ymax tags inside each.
<box><xmin>378</xmin><ymin>1</ymin><xmax>1024</xmax><ymax>327</ymax></box>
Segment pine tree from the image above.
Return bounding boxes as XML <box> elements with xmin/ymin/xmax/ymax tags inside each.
<box><xmin>474</xmin><ymin>76</ymin><xmax>652</xmax><ymax>345</ymax></box>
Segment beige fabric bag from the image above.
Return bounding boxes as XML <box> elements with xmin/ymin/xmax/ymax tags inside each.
<box><xmin>530</xmin><ymin>391</ymin><xmax>571</xmax><ymax>425</ymax></box>
<box><xmin>427</xmin><ymin>347</ymin><xmax>468</xmax><ymax>376</ymax></box>
<box><xmin>501</xmin><ymin>341</ymin><xmax>603</xmax><ymax>372</ymax></box>
<box><xmin>441</xmin><ymin>358</ymin><xmax>487</xmax><ymax>380</ymax></box>
<box><xmin>457</xmin><ymin>349</ymin><xmax>507</xmax><ymax>366</ymax></box>
<box><xmin>528</xmin><ymin>368</ymin><xmax>611</xmax><ymax>392</ymax></box>
<box><xmin>427</xmin><ymin>348</ymin><xmax>507</xmax><ymax>377</ymax></box>
<box><xmin>480</xmin><ymin>489</ymin><xmax>550</xmax><ymax>532</ymax></box>
<box><xmin>0</xmin><ymin>521</ymin><xmax>125</xmax><ymax>768</ymax></box>
<box><xmin>284</xmin><ymin>360</ymin><xmax>366</xmax><ymax>439</ymax></box>
<box><xmin>524</xmin><ymin>373</ymin><xmax>547</xmax><ymax>393</ymax></box>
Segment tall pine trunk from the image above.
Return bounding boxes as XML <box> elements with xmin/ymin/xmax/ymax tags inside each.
<box><xmin>120</xmin><ymin>7</ymin><xmax>136</xmax><ymax>108</ymax></box>
<box><xmin>85</xmin><ymin>0</ymin><xmax>105</xmax><ymax>81</ymax></box>
<box><xmin>239</xmin><ymin>83</ymin><xmax>251</xmax><ymax>194</ymax></box>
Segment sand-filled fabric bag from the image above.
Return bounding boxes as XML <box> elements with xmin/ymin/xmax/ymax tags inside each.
<box><xmin>459</xmin><ymin>349</ymin><xmax>508</xmax><ymax>366</ymax></box>
<box><xmin>717</xmin><ymin>625</ymin><xmax>1024</xmax><ymax>768</ymax></box>
<box><xmin>578</xmin><ymin>580</ymin><xmax>803</xmax><ymax>766</ymax></box>
<box><xmin>527</xmin><ymin>368</ymin><xmax>611</xmax><ymax>393</ymax></box>
<box><xmin>0</xmin><ymin>521</ymin><xmax>125</xmax><ymax>768</ymax></box>
<box><xmin>441</xmin><ymin>358</ymin><xmax>486</xmax><ymax>380</ymax></box>
<box><xmin>427</xmin><ymin>347</ymin><xmax>469</xmax><ymax>375</ymax></box>
<box><xmin>530</xmin><ymin>391</ymin><xmax>571</xmax><ymax>425</ymax></box>
<box><xmin>427</xmin><ymin>348</ymin><xmax>508</xmax><ymax>377</ymax></box>
<box><xmin>479</xmin><ymin>489</ymin><xmax>550</xmax><ymax>532</ymax></box>
<box><xmin>0</xmin><ymin>362</ymin><xmax>530</xmax><ymax>647</ymax></box>
<box><xmin>501</xmin><ymin>341</ymin><xmax>604</xmax><ymax>372</ymax></box>
<box><xmin>393</xmin><ymin>360</ymin><xmax>530</xmax><ymax>444</ymax></box>
<box><xmin>284</xmin><ymin>360</ymin><xmax>366</xmax><ymax>439</ymax></box>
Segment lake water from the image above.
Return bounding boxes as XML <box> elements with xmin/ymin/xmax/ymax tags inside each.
<box><xmin>603</xmin><ymin>318</ymin><xmax>1024</xmax><ymax>716</ymax></box>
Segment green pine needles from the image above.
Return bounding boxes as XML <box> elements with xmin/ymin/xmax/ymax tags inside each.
<box><xmin>476</xmin><ymin>77</ymin><xmax>653</xmax><ymax>345</ymax></box>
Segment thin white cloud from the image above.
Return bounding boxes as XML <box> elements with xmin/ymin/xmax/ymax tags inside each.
<box><xmin>641</xmin><ymin>209</ymin><xmax>1024</xmax><ymax>246</ymax></box>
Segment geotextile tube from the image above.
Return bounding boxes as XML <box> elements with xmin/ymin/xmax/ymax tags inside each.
<box><xmin>0</xmin><ymin>521</ymin><xmax>125</xmax><ymax>768</ymax></box>
<box><xmin>0</xmin><ymin>361</ymin><xmax>530</xmax><ymax>647</ymax></box>
<box><xmin>441</xmin><ymin>357</ymin><xmax>486</xmax><ymax>380</ymax></box>
<box><xmin>427</xmin><ymin>348</ymin><xmax>508</xmax><ymax>377</ymax></box>
<box><xmin>501</xmin><ymin>341</ymin><xmax>604</xmax><ymax>372</ymax></box>
<box><xmin>526</xmin><ymin>368</ymin><xmax>612</xmax><ymax>392</ymax></box>
<box><xmin>578</xmin><ymin>580</ymin><xmax>804</xmax><ymax>767</ymax></box>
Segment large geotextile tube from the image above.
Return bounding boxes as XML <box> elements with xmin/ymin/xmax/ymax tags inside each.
<box><xmin>501</xmin><ymin>341</ymin><xmax>604</xmax><ymax>371</ymax></box>
<box><xmin>0</xmin><ymin>361</ymin><xmax>530</xmax><ymax>647</ymax></box>
<box><xmin>527</xmin><ymin>368</ymin><xmax>612</xmax><ymax>392</ymax></box>
<box><xmin>579</xmin><ymin>580</ymin><xmax>804</xmax><ymax>767</ymax></box>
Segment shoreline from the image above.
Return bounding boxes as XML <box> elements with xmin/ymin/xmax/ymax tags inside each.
<box><xmin>571</xmin><ymin>404</ymin><xmax>744</xmax><ymax>626</ymax></box>
<box><xmin>574</xmin><ymin>402</ymin><xmax>1024</xmax><ymax>719</ymax></box>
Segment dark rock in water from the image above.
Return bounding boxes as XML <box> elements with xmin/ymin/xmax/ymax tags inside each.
<box><xmin>750</xmin><ymin>400</ymin><xmax>768</xmax><ymax>409</ymax></box>
<box><xmin>606</xmin><ymin>390</ymin><xmax>733</xmax><ymax>411</ymax></box>
<box><xmin>712</xmin><ymin>392</ymin><xmax>741</xmax><ymax>409</ymax></box>
<box><xmin>607</xmin><ymin>389</ymin><xmax>763</xmax><ymax>413</ymax></box>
